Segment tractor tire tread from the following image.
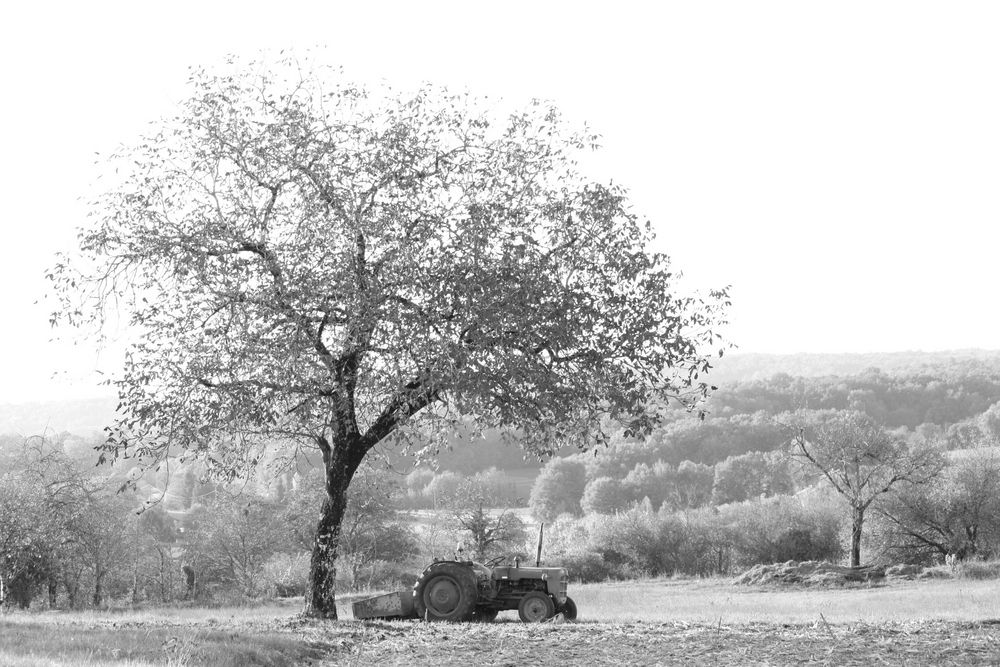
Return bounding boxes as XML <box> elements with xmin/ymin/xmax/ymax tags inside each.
<box><xmin>412</xmin><ymin>561</ymin><xmax>478</xmax><ymax>622</ymax></box>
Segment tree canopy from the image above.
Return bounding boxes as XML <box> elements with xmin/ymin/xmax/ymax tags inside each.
<box><xmin>50</xmin><ymin>55</ymin><xmax>728</xmax><ymax>617</ymax></box>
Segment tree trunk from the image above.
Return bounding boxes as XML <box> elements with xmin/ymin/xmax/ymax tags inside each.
<box><xmin>305</xmin><ymin>493</ymin><xmax>348</xmax><ymax>617</ymax></box>
<box><xmin>93</xmin><ymin>566</ymin><xmax>105</xmax><ymax>608</ymax></box>
<box><xmin>182</xmin><ymin>561</ymin><xmax>195</xmax><ymax>601</ymax></box>
<box><xmin>850</xmin><ymin>505</ymin><xmax>865</xmax><ymax>568</ymax></box>
<box><xmin>132</xmin><ymin>557</ymin><xmax>139</xmax><ymax>605</ymax></box>
<box><xmin>304</xmin><ymin>433</ymin><xmax>366</xmax><ymax>618</ymax></box>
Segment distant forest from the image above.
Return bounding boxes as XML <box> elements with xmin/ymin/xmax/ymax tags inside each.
<box><xmin>705</xmin><ymin>348</ymin><xmax>1000</xmax><ymax>383</ymax></box>
<box><xmin>4</xmin><ymin>349</ymin><xmax>1000</xmax><ymax>466</ymax></box>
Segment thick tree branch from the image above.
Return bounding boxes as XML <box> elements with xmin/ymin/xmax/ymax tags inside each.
<box><xmin>362</xmin><ymin>375</ymin><xmax>440</xmax><ymax>449</ymax></box>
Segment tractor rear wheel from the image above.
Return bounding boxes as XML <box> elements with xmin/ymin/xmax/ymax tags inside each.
<box><xmin>413</xmin><ymin>562</ymin><xmax>478</xmax><ymax>622</ymax></box>
<box><xmin>560</xmin><ymin>596</ymin><xmax>578</xmax><ymax>620</ymax></box>
<box><xmin>518</xmin><ymin>591</ymin><xmax>555</xmax><ymax>622</ymax></box>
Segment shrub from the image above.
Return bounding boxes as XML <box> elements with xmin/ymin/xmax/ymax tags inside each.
<box><xmin>263</xmin><ymin>552</ymin><xmax>309</xmax><ymax>597</ymax></box>
<box><xmin>425</xmin><ymin>471</ymin><xmax>464</xmax><ymax>506</ymax></box>
<box><xmin>554</xmin><ymin>550</ymin><xmax>614</xmax><ymax>583</ymax></box>
<box><xmin>955</xmin><ymin>561</ymin><xmax>1000</xmax><ymax>580</ymax></box>
<box><xmin>544</xmin><ymin>514</ymin><xmax>591</xmax><ymax>557</ymax></box>
<box><xmin>529</xmin><ymin>457</ymin><xmax>588</xmax><ymax>522</ymax></box>
<box><xmin>406</xmin><ymin>468</ymin><xmax>435</xmax><ymax>493</ymax></box>
<box><xmin>544</xmin><ymin>490</ymin><xmax>843</xmax><ymax>579</ymax></box>
<box><xmin>666</xmin><ymin>507</ymin><xmax>735</xmax><ymax>576</ymax></box>
<box><xmin>712</xmin><ymin>451</ymin><xmax>794</xmax><ymax>505</ymax></box>
<box><xmin>365</xmin><ymin>560</ymin><xmax>422</xmax><ymax>592</ymax></box>
<box><xmin>582</xmin><ymin>477</ymin><xmax>634</xmax><ymax>515</ymax></box>
<box><xmin>721</xmin><ymin>494</ymin><xmax>843</xmax><ymax>568</ymax></box>
<box><xmin>587</xmin><ymin>501</ymin><xmax>663</xmax><ymax>575</ymax></box>
<box><xmin>672</xmin><ymin>461</ymin><xmax>715</xmax><ymax>510</ymax></box>
<box><xmin>623</xmin><ymin>461</ymin><xmax>675</xmax><ymax>510</ymax></box>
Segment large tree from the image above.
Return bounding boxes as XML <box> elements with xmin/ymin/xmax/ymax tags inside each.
<box><xmin>790</xmin><ymin>411</ymin><xmax>942</xmax><ymax>567</ymax></box>
<box><xmin>50</xmin><ymin>55</ymin><xmax>728</xmax><ymax>617</ymax></box>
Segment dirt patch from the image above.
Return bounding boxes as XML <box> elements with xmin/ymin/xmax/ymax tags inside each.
<box><xmin>303</xmin><ymin>619</ymin><xmax>1000</xmax><ymax>666</ymax></box>
<box><xmin>732</xmin><ymin>560</ymin><xmax>889</xmax><ymax>586</ymax></box>
<box><xmin>7</xmin><ymin>611</ymin><xmax>1000</xmax><ymax>666</ymax></box>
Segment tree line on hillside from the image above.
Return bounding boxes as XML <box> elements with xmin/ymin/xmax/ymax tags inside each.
<box><xmin>705</xmin><ymin>350</ymin><xmax>1000</xmax><ymax>385</ymax></box>
<box><xmin>406</xmin><ymin>361</ymin><xmax>1000</xmax><ymax>479</ymax></box>
<box><xmin>704</xmin><ymin>363</ymin><xmax>1000</xmax><ymax>430</ymax></box>
<box><xmin>528</xmin><ymin>405</ymin><xmax>1000</xmax><ymax>580</ymax></box>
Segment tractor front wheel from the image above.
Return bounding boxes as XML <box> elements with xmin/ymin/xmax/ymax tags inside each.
<box><xmin>560</xmin><ymin>596</ymin><xmax>578</xmax><ymax>620</ymax></box>
<box><xmin>518</xmin><ymin>591</ymin><xmax>555</xmax><ymax>622</ymax></box>
<box><xmin>413</xmin><ymin>562</ymin><xmax>478</xmax><ymax>622</ymax></box>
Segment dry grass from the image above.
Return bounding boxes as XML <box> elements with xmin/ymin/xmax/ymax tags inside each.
<box><xmin>569</xmin><ymin>575</ymin><xmax>1000</xmax><ymax>624</ymax></box>
<box><xmin>0</xmin><ymin>605</ymin><xmax>329</xmax><ymax>667</ymax></box>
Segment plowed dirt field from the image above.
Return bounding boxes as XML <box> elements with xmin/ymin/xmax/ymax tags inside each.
<box><xmin>298</xmin><ymin>617</ymin><xmax>1000</xmax><ymax>666</ymax></box>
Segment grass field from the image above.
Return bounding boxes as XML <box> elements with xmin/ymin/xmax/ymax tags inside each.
<box><xmin>569</xmin><ymin>575</ymin><xmax>1000</xmax><ymax>624</ymax></box>
<box><xmin>3</xmin><ymin>576</ymin><xmax>1000</xmax><ymax>666</ymax></box>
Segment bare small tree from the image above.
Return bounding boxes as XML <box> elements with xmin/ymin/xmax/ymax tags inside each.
<box><xmin>790</xmin><ymin>411</ymin><xmax>942</xmax><ymax>567</ymax></box>
<box><xmin>445</xmin><ymin>475</ymin><xmax>525</xmax><ymax>562</ymax></box>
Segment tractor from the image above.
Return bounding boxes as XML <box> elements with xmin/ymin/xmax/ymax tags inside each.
<box><xmin>352</xmin><ymin>527</ymin><xmax>577</xmax><ymax>623</ymax></box>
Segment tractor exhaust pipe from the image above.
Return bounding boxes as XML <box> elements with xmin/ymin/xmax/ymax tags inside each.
<box><xmin>535</xmin><ymin>523</ymin><xmax>544</xmax><ymax>567</ymax></box>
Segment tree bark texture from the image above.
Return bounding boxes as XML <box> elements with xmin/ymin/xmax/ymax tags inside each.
<box><xmin>305</xmin><ymin>433</ymin><xmax>368</xmax><ymax>618</ymax></box>
<box><xmin>93</xmin><ymin>561</ymin><xmax>107</xmax><ymax>608</ymax></box>
<box><xmin>850</xmin><ymin>506</ymin><xmax>864</xmax><ymax>568</ymax></box>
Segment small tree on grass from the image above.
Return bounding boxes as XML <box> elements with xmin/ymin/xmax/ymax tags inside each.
<box><xmin>790</xmin><ymin>411</ymin><xmax>942</xmax><ymax>567</ymax></box>
<box><xmin>0</xmin><ymin>475</ymin><xmax>55</xmax><ymax>608</ymax></box>
<box><xmin>186</xmin><ymin>493</ymin><xmax>288</xmax><ymax>599</ymax></box>
<box><xmin>66</xmin><ymin>485</ymin><xmax>135</xmax><ymax>607</ymax></box>
<box><xmin>50</xmin><ymin>54</ymin><xmax>728</xmax><ymax>617</ymax></box>
<box><xmin>445</xmin><ymin>475</ymin><xmax>525</xmax><ymax>562</ymax></box>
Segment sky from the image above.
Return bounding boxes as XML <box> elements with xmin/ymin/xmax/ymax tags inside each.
<box><xmin>2</xmin><ymin>1</ymin><xmax>998</xmax><ymax>404</ymax></box>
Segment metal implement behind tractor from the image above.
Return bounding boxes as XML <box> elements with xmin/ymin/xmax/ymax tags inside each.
<box><xmin>353</xmin><ymin>525</ymin><xmax>577</xmax><ymax>623</ymax></box>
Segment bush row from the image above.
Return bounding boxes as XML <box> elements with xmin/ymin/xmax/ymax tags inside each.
<box><xmin>545</xmin><ymin>492</ymin><xmax>843</xmax><ymax>582</ymax></box>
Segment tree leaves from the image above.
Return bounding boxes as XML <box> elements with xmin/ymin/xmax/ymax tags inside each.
<box><xmin>52</xmin><ymin>54</ymin><xmax>728</xmax><ymax>477</ymax></box>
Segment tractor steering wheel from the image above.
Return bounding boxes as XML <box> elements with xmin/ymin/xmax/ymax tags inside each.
<box><xmin>485</xmin><ymin>555</ymin><xmax>507</xmax><ymax>567</ymax></box>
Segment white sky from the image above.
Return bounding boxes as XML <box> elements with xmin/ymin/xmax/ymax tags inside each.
<box><xmin>2</xmin><ymin>1</ymin><xmax>998</xmax><ymax>404</ymax></box>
